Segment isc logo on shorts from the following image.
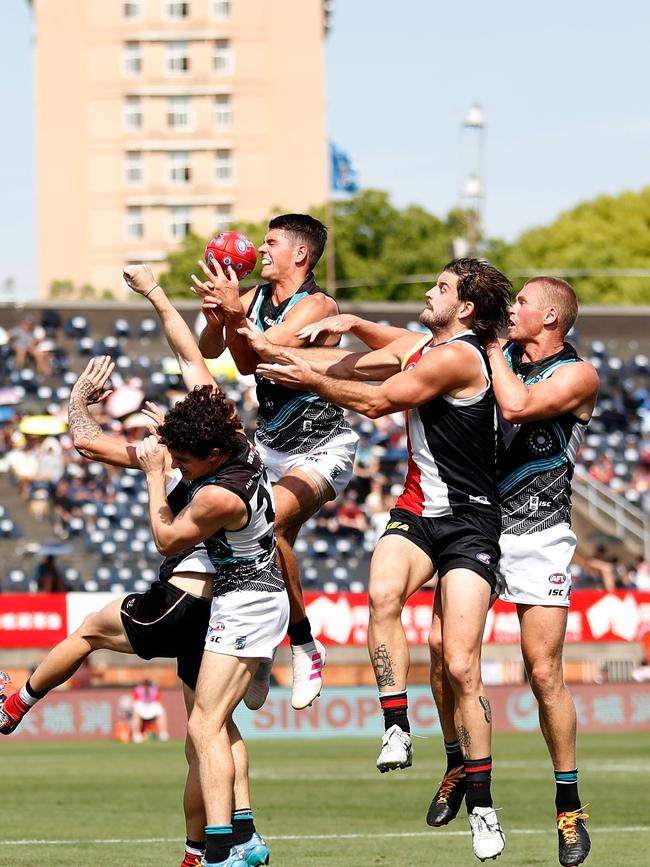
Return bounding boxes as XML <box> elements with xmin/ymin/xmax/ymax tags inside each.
<box><xmin>387</xmin><ymin>520</ymin><xmax>410</xmax><ymax>532</ymax></box>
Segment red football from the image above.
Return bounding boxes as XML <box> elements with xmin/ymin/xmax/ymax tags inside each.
<box><xmin>204</xmin><ymin>231</ymin><xmax>257</xmax><ymax>279</ymax></box>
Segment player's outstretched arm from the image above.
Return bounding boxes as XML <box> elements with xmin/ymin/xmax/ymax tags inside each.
<box><xmin>257</xmin><ymin>337</ymin><xmax>474</xmax><ymax>417</ymax></box>
<box><xmin>239</xmin><ymin>318</ymin><xmax>408</xmax><ymax>382</ymax></box>
<box><xmin>123</xmin><ymin>264</ymin><xmax>216</xmax><ymax>392</ymax></box>
<box><xmin>485</xmin><ymin>340</ymin><xmax>599</xmax><ymax>423</ymax></box>
<box><xmin>192</xmin><ymin>258</ymin><xmax>259</xmax><ymax>374</ymax></box>
<box><xmin>296</xmin><ymin>314</ymin><xmax>410</xmax><ymax>350</ymax></box>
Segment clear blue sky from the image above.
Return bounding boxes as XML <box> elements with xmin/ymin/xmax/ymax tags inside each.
<box><xmin>2</xmin><ymin>0</ymin><xmax>650</xmax><ymax>299</ymax></box>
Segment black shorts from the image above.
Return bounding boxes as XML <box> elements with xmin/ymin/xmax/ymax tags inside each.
<box><xmin>381</xmin><ymin>507</ymin><xmax>501</xmax><ymax>589</ymax></box>
<box><xmin>120</xmin><ymin>581</ymin><xmax>211</xmax><ymax>690</ymax></box>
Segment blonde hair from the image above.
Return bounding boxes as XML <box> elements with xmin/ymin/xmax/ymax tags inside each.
<box><xmin>525</xmin><ymin>277</ymin><xmax>578</xmax><ymax>336</ymax></box>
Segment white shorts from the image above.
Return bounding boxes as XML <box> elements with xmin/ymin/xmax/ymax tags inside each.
<box><xmin>497</xmin><ymin>524</ymin><xmax>576</xmax><ymax>607</ymax></box>
<box><xmin>133</xmin><ymin>700</ymin><xmax>163</xmax><ymax>721</ymax></box>
<box><xmin>255</xmin><ymin>431</ymin><xmax>358</xmax><ymax>498</ymax></box>
<box><xmin>204</xmin><ymin>589</ymin><xmax>290</xmax><ymax>660</ymax></box>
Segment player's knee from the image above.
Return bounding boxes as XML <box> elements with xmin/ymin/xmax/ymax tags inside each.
<box><xmin>445</xmin><ymin>653</ymin><xmax>479</xmax><ymax>693</ymax></box>
<box><xmin>76</xmin><ymin>611</ymin><xmax>106</xmax><ymax>647</ymax></box>
<box><xmin>368</xmin><ymin>582</ymin><xmax>404</xmax><ymax>620</ymax></box>
<box><xmin>528</xmin><ymin>658</ymin><xmax>564</xmax><ymax>698</ymax></box>
<box><xmin>428</xmin><ymin>625</ymin><xmax>443</xmax><ymax>660</ymax></box>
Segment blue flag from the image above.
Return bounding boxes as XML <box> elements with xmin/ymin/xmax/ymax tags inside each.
<box><xmin>330</xmin><ymin>143</ymin><xmax>359</xmax><ymax>193</ymax></box>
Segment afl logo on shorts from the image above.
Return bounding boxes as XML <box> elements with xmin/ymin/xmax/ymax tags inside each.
<box><xmin>548</xmin><ymin>573</ymin><xmax>566</xmax><ymax>585</ymax></box>
<box><xmin>476</xmin><ymin>552</ymin><xmax>491</xmax><ymax>565</ymax></box>
<box><xmin>212</xmin><ymin>620</ymin><xmax>226</xmax><ymax>631</ymax></box>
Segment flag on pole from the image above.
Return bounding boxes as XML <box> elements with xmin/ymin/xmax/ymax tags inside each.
<box><xmin>330</xmin><ymin>143</ymin><xmax>359</xmax><ymax>193</ymax></box>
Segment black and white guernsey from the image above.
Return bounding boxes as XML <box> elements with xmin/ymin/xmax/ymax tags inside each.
<box><xmin>498</xmin><ymin>342</ymin><xmax>588</xmax><ymax>535</ymax></box>
<box><xmin>247</xmin><ymin>275</ymin><xmax>352</xmax><ymax>454</ymax></box>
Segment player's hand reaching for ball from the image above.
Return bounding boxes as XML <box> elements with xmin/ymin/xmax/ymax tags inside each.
<box><xmin>71</xmin><ymin>355</ymin><xmax>115</xmax><ymax>406</ymax></box>
<box><xmin>123</xmin><ymin>264</ymin><xmax>159</xmax><ymax>298</ymax></box>
<box><xmin>295</xmin><ymin>314</ymin><xmax>360</xmax><ymax>343</ymax></box>
<box><xmin>191</xmin><ymin>259</ymin><xmax>243</xmax><ymax>319</ymax></box>
<box><xmin>136</xmin><ymin>435</ymin><xmax>167</xmax><ymax>475</ymax></box>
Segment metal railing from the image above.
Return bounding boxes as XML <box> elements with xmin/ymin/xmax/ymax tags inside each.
<box><xmin>572</xmin><ymin>470</ymin><xmax>650</xmax><ymax>560</ymax></box>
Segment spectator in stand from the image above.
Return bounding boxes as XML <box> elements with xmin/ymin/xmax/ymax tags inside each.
<box><xmin>588</xmin><ymin>453</ymin><xmax>615</xmax><ymax>485</ymax></box>
<box><xmin>33</xmin><ymin>555</ymin><xmax>66</xmax><ymax>593</ymax></box>
<box><xmin>336</xmin><ymin>491</ymin><xmax>368</xmax><ymax>541</ymax></box>
<box><xmin>9</xmin><ymin>318</ymin><xmax>37</xmax><ymax>370</ymax></box>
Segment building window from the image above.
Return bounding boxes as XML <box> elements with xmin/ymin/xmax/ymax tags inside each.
<box><xmin>124</xmin><ymin>97</ymin><xmax>143</xmax><ymax>130</ymax></box>
<box><xmin>125</xmin><ymin>152</ymin><xmax>143</xmax><ymax>184</ymax></box>
<box><xmin>164</xmin><ymin>1</ymin><xmax>190</xmax><ymax>18</ymax></box>
<box><xmin>123</xmin><ymin>42</ymin><xmax>142</xmax><ymax>75</ymax></box>
<box><xmin>213</xmin><ymin>39</ymin><xmax>233</xmax><ymax>74</ymax></box>
<box><xmin>167</xmin><ymin>95</ymin><xmax>192</xmax><ymax>129</ymax></box>
<box><xmin>166</xmin><ymin>41</ymin><xmax>190</xmax><ymax>74</ymax></box>
<box><xmin>125</xmin><ymin>207</ymin><xmax>144</xmax><ymax>240</ymax></box>
<box><xmin>214</xmin><ymin>203</ymin><xmax>232</xmax><ymax>230</ymax></box>
<box><xmin>168</xmin><ymin>151</ymin><xmax>192</xmax><ymax>184</ymax></box>
<box><xmin>214</xmin><ymin>149</ymin><xmax>233</xmax><ymax>184</ymax></box>
<box><xmin>124</xmin><ymin>1</ymin><xmax>141</xmax><ymax>18</ymax></box>
<box><xmin>213</xmin><ymin>94</ymin><xmax>232</xmax><ymax>130</ymax></box>
<box><xmin>212</xmin><ymin>1</ymin><xmax>231</xmax><ymax>18</ymax></box>
<box><xmin>169</xmin><ymin>206</ymin><xmax>192</xmax><ymax>241</ymax></box>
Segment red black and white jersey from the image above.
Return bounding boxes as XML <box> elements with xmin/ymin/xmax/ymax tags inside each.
<box><xmin>394</xmin><ymin>331</ymin><xmax>500</xmax><ymax>518</ymax></box>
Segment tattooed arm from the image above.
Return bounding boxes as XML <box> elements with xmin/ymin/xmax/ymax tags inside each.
<box><xmin>68</xmin><ymin>356</ymin><xmax>156</xmax><ymax>470</ymax></box>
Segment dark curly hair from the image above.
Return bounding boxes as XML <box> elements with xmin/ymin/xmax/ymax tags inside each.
<box><xmin>442</xmin><ymin>258</ymin><xmax>512</xmax><ymax>342</ymax></box>
<box><xmin>158</xmin><ymin>385</ymin><xmax>242</xmax><ymax>458</ymax></box>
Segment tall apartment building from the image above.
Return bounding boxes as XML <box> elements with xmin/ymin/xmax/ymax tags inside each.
<box><xmin>31</xmin><ymin>0</ymin><xmax>329</xmax><ymax>297</ymax></box>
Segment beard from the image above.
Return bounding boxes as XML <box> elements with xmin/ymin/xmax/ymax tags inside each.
<box><xmin>419</xmin><ymin>304</ymin><xmax>457</xmax><ymax>334</ymax></box>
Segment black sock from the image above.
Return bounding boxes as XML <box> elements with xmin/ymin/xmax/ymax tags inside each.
<box><xmin>205</xmin><ymin>826</ymin><xmax>233</xmax><ymax>863</ymax></box>
<box><xmin>288</xmin><ymin>617</ymin><xmax>313</xmax><ymax>646</ymax></box>
<box><xmin>185</xmin><ymin>837</ymin><xmax>206</xmax><ymax>854</ymax></box>
<box><xmin>555</xmin><ymin>769</ymin><xmax>581</xmax><ymax>813</ymax></box>
<box><xmin>25</xmin><ymin>678</ymin><xmax>49</xmax><ymax>701</ymax></box>
<box><xmin>379</xmin><ymin>691</ymin><xmax>410</xmax><ymax>733</ymax></box>
<box><xmin>444</xmin><ymin>739</ymin><xmax>464</xmax><ymax>772</ymax></box>
<box><xmin>232</xmin><ymin>808</ymin><xmax>256</xmax><ymax>845</ymax></box>
<box><xmin>465</xmin><ymin>756</ymin><xmax>493</xmax><ymax>810</ymax></box>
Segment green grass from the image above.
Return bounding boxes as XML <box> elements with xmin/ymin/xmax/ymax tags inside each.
<box><xmin>1</xmin><ymin>733</ymin><xmax>648</xmax><ymax>866</ymax></box>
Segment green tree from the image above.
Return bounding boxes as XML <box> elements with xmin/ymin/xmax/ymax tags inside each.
<box><xmin>493</xmin><ymin>187</ymin><xmax>650</xmax><ymax>303</ymax></box>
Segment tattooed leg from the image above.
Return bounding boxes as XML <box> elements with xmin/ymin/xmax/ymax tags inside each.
<box><xmin>372</xmin><ymin>644</ymin><xmax>396</xmax><ymax>689</ymax></box>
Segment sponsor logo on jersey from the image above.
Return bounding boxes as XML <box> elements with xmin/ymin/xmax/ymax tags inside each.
<box><xmin>234</xmin><ymin>636</ymin><xmax>247</xmax><ymax>650</ymax></box>
<box><xmin>386</xmin><ymin>520</ymin><xmax>410</xmax><ymax>532</ymax></box>
<box><xmin>476</xmin><ymin>552</ymin><xmax>492</xmax><ymax>565</ymax></box>
<box><xmin>548</xmin><ymin>573</ymin><xmax>567</xmax><ymax>585</ymax></box>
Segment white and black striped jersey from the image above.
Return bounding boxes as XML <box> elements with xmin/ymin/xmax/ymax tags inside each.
<box><xmin>188</xmin><ymin>434</ymin><xmax>284</xmax><ymax>596</ymax></box>
<box><xmin>247</xmin><ymin>275</ymin><xmax>353</xmax><ymax>454</ymax></box>
<box><xmin>498</xmin><ymin>342</ymin><xmax>588</xmax><ymax>535</ymax></box>
<box><xmin>394</xmin><ymin>331</ymin><xmax>500</xmax><ymax>518</ymax></box>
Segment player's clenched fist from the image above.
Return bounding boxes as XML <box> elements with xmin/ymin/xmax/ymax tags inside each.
<box><xmin>136</xmin><ymin>434</ymin><xmax>166</xmax><ymax>474</ymax></box>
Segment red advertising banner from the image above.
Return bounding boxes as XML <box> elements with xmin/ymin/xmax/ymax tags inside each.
<box><xmin>0</xmin><ymin>590</ymin><xmax>648</xmax><ymax>649</ymax></box>
<box><xmin>303</xmin><ymin>590</ymin><xmax>650</xmax><ymax>646</ymax></box>
<box><xmin>0</xmin><ymin>594</ymin><xmax>68</xmax><ymax>648</ymax></box>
